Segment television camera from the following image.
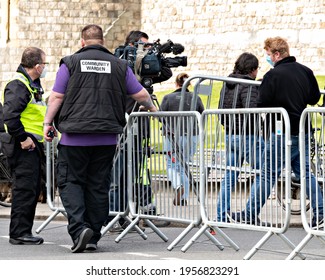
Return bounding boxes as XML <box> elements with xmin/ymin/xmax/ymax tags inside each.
<box><xmin>114</xmin><ymin>39</ymin><xmax>187</xmax><ymax>88</ymax></box>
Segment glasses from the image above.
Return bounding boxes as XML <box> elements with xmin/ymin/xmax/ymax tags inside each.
<box><xmin>42</xmin><ymin>62</ymin><xmax>49</xmax><ymax>65</ymax></box>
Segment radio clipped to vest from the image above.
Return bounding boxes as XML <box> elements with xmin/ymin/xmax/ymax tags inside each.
<box><xmin>33</xmin><ymin>87</ymin><xmax>44</xmax><ymax>102</ymax></box>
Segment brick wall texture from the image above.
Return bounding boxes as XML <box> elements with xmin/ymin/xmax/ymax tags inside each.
<box><xmin>1</xmin><ymin>0</ymin><xmax>325</xmax><ymax>93</ymax></box>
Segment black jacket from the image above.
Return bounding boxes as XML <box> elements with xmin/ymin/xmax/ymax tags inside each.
<box><xmin>57</xmin><ymin>45</ymin><xmax>128</xmax><ymax>134</ymax></box>
<box><xmin>3</xmin><ymin>65</ymin><xmax>43</xmax><ymax>142</ymax></box>
<box><xmin>258</xmin><ymin>56</ymin><xmax>320</xmax><ymax>135</ymax></box>
<box><xmin>218</xmin><ymin>73</ymin><xmax>260</xmax><ymax>135</ymax></box>
<box><xmin>160</xmin><ymin>88</ymin><xmax>204</xmax><ymax>135</ymax></box>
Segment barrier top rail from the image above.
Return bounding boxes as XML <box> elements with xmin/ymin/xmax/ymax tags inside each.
<box><xmin>179</xmin><ymin>74</ymin><xmax>325</xmax><ymax>111</ymax></box>
<box><xmin>179</xmin><ymin>74</ymin><xmax>261</xmax><ymax>111</ymax></box>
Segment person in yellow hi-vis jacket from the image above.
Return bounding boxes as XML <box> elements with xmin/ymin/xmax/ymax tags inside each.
<box><xmin>2</xmin><ymin>47</ymin><xmax>48</xmax><ymax>245</ymax></box>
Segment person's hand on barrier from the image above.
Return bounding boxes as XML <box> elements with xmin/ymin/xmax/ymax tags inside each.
<box><xmin>43</xmin><ymin>123</ymin><xmax>57</xmax><ymax>142</ymax></box>
<box><xmin>139</xmin><ymin>105</ymin><xmax>158</xmax><ymax>113</ymax></box>
<box><xmin>139</xmin><ymin>105</ymin><xmax>159</xmax><ymax>122</ymax></box>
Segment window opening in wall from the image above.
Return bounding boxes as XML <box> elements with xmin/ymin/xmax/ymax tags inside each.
<box><xmin>7</xmin><ymin>0</ymin><xmax>10</xmax><ymax>42</ymax></box>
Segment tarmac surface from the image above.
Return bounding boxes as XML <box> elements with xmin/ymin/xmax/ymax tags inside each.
<box><xmin>0</xmin><ymin>202</ymin><xmax>325</xmax><ymax>261</ymax></box>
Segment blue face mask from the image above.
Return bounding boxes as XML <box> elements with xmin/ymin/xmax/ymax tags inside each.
<box><xmin>266</xmin><ymin>55</ymin><xmax>274</xmax><ymax>67</ymax></box>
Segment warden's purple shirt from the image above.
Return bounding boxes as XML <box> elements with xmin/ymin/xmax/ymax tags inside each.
<box><xmin>52</xmin><ymin>64</ymin><xmax>142</xmax><ymax>146</ymax></box>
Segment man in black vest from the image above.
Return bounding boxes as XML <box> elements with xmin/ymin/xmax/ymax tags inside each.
<box><xmin>43</xmin><ymin>24</ymin><xmax>157</xmax><ymax>253</ymax></box>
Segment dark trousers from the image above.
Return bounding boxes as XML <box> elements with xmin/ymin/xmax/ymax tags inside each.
<box><xmin>57</xmin><ymin>144</ymin><xmax>116</xmax><ymax>244</ymax></box>
<box><xmin>9</xmin><ymin>142</ymin><xmax>42</xmax><ymax>238</ymax></box>
<box><xmin>109</xmin><ymin>149</ymin><xmax>127</xmax><ymax>213</ymax></box>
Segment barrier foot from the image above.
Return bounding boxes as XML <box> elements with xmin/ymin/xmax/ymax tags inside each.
<box><xmin>203</xmin><ymin>227</ymin><xmax>224</xmax><ymax>251</ymax></box>
<box><xmin>277</xmin><ymin>232</ymin><xmax>306</xmax><ymax>260</ymax></box>
<box><xmin>181</xmin><ymin>224</ymin><xmax>211</xmax><ymax>253</ymax></box>
<box><xmin>213</xmin><ymin>226</ymin><xmax>240</xmax><ymax>251</ymax></box>
<box><xmin>167</xmin><ymin>223</ymin><xmax>195</xmax><ymax>251</ymax></box>
<box><xmin>115</xmin><ymin>216</ymin><xmax>147</xmax><ymax>243</ymax></box>
<box><xmin>244</xmin><ymin>230</ymin><xmax>273</xmax><ymax>260</ymax></box>
<box><xmin>144</xmin><ymin>219</ymin><xmax>168</xmax><ymax>242</ymax></box>
<box><xmin>35</xmin><ymin>209</ymin><xmax>66</xmax><ymax>234</ymax></box>
<box><xmin>286</xmin><ymin>233</ymin><xmax>313</xmax><ymax>260</ymax></box>
<box><xmin>318</xmin><ymin>235</ymin><xmax>325</xmax><ymax>245</ymax></box>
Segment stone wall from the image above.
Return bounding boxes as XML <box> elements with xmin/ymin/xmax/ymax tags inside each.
<box><xmin>141</xmin><ymin>0</ymin><xmax>325</xmax><ymax>90</ymax></box>
<box><xmin>1</xmin><ymin>0</ymin><xmax>325</xmax><ymax>94</ymax></box>
<box><xmin>0</xmin><ymin>0</ymin><xmax>141</xmax><ymax>93</ymax></box>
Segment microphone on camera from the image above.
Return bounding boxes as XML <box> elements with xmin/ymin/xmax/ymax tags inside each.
<box><xmin>172</xmin><ymin>43</ymin><xmax>185</xmax><ymax>55</ymax></box>
<box><xmin>159</xmin><ymin>40</ymin><xmax>173</xmax><ymax>54</ymax></box>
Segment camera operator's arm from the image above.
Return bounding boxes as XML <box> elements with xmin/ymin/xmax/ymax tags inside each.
<box><xmin>131</xmin><ymin>88</ymin><xmax>158</xmax><ymax>112</ymax></box>
<box><xmin>152</xmin><ymin>66</ymin><xmax>173</xmax><ymax>84</ymax></box>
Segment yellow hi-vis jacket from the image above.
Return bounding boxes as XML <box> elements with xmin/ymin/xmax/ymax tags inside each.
<box><xmin>10</xmin><ymin>73</ymin><xmax>47</xmax><ymax>142</ymax></box>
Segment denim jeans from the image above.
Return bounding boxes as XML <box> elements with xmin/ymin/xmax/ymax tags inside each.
<box><xmin>246</xmin><ymin>133</ymin><xmax>324</xmax><ymax>218</ymax></box>
<box><xmin>216</xmin><ymin>134</ymin><xmax>264</xmax><ymax>222</ymax></box>
<box><xmin>164</xmin><ymin>134</ymin><xmax>198</xmax><ymax>199</ymax></box>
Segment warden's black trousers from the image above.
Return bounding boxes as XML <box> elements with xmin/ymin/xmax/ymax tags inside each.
<box><xmin>57</xmin><ymin>144</ymin><xmax>116</xmax><ymax>244</ymax></box>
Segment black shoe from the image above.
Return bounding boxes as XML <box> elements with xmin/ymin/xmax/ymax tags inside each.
<box><xmin>228</xmin><ymin>211</ymin><xmax>271</xmax><ymax>227</ymax></box>
<box><xmin>109</xmin><ymin>222</ymin><xmax>124</xmax><ymax>233</ymax></box>
<box><xmin>121</xmin><ymin>220</ymin><xmax>145</xmax><ymax>232</ymax></box>
<box><xmin>85</xmin><ymin>243</ymin><xmax>97</xmax><ymax>251</ymax></box>
<box><xmin>9</xmin><ymin>234</ymin><xmax>44</xmax><ymax>245</ymax></box>
<box><xmin>173</xmin><ymin>186</ymin><xmax>185</xmax><ymax>205</ymax></box>
<box><xmin>71</xmin><ymin>228</ymin><xmax>93</xmax><ymax>253</ymax></box>
<box><xmin>310</xmin><ymin>216</ymin><xmax>324</xmax><ymax>229</ymax></box>
<box><xmin>180</xmin><ymin>199</ymin><xmax>188</xmax><ymax>206</ymax></box>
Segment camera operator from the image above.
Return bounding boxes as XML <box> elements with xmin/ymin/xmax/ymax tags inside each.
<box><xmin>124</xmin><ymin>30</ymin><xmax>173</xmax><ymax>112</ymax></box>
<box><xmin>107</xmin><ymin>31</ymin><xmax>173</xmax><ymax>231</ymax></box>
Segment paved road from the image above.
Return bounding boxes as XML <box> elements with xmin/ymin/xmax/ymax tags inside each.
<box><xmin>0</xmin><ymin>218</ymin><xmax>324</xmax><ymax>260</ymax></box>
<box><xmin>1</xmin><ymin>217</ymin><xmax>325</xmax><ymax>280</ymax></box>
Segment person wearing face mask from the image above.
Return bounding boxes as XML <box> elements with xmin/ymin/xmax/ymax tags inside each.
<box><xmin>2</xmin><ymin>47</ymin><xmax>48</xmax><ymax>245</ymax></box>
<box><xmin>230</xmin><ymin>37</ymin><xmax>323</xmax><ymax>229</ymax></box>
<box><xmin>216</xmin><ymin>52</ymin><xmax>264</xmax><ymax>223</ymax></box>
<box><xmin>265</xmin><ymin>54</ymin><xmax>274</xmax><ymax>67</ymax></box>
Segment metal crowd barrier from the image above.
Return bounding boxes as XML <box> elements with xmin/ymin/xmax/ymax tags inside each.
<box><xmin>196</xmin><ymin>107</ymin><xmax>303</xmax><ymax>259</ymax></box>
<box><xmin>36</xmin><ymin>139</ymin><xmax>67</xmax><ymax>234</ymax></box>
<box><xmin>119</xmin><ymin>111</ymin><xmax>205</xmax><ymax>248</ymax></box>
<box><xmin>36</xmin><ymin>74</ymin><xmax>325</xmax><ymax>259</ymax></box>
<box><xmin>287</xmin><ymin>107</ymin><xmax>325</xmax><ymax>259</ymax></box>
<box><xmin>174</xmin><ymin>75</ymin><xmax>298</xmax><ymax>258</ymax></box>
<box><xmin>100</xmin><ymin>125</ymin><xmax>143</xmax><ymax>239</ymax></box>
